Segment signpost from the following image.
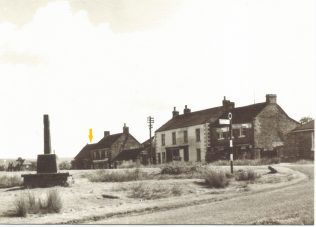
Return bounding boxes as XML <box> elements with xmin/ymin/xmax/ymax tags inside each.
<box><xmin>219</xmin><ymin>112</ymin><xmax>234</xmax><ymax>174</ymax></box>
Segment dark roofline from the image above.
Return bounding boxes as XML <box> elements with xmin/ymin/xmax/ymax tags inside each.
<box><xmin>155</xmin><ymin>106</ymin><xmax>224</xmax><ymax>132</ymax></box>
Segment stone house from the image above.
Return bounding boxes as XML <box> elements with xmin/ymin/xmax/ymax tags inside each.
<box><xmin>73</xmin><ymin>124</ymin><xmax>141</xmax><ymax>169</ymax></box>
<box><xmin>283</xmin><ymin>120</ymin><xmax>314</xmax><ymax>160</ymax></box>
<box><xmin>155</xmin><ymin>94</ymin><xmax>299</xmax><ymax>163</ymax></box>
<box><xmin>113</xmin><ymin>137</ymin><xmax>155</xmax><ymax>166</ymax></box>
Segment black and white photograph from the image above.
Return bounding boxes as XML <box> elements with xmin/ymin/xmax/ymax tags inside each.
<box><xmin>0</xmin><ymin>0</ymin><xmax>315</xmax><ymax>224</ymax></box>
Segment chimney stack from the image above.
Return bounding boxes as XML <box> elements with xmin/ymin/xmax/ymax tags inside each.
<box><xmin>123</xmin><ymin>123</ymin><xmax>129</xmax><ymax>134</ymax></box>
<box><xmin>183</xmin><ymin>105</ymin><xmax>191</xmax><ymax>114</ymax></box>
<box><xmin>266</xmin><ymin>94</ymin><xmax>277</xmax><ymax>104</ymax></box>
<box><xmin>172</xmin><ymin>107</ymin><xmax>179</xmax><ymax>118</ymax></box>
<box><xmin>222</xmin><ymin>96</ymin><xmax>235</xmax><ymax>110</ymax></box>
<box><xmin>104</xmin><ymin>131</ymin><xmax>110</xmax><ymax>137</ymax></box>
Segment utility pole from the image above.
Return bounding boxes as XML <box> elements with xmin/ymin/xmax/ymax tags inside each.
<box><xmin>228</xmin><ymin>112</ymin><xmax>233</xmax><ymax>174</ymax></box>
<box><xmin>147</xmin><ymin>116</ymin><xmax>154</xmax><ymax>164</ymax></box>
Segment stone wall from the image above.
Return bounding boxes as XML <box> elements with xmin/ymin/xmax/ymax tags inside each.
<box><xmin>253</xmin><ymin>104</ymin><xmax>299</xmax><ymax>151</ymax></box>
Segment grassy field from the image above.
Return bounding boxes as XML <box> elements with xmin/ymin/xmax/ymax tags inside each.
<box><xmin>0</xmin><ymin>163</ymin><xmax>312</xmax><ymax>224</ymax></box>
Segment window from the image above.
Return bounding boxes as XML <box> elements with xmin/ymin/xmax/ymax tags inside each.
<box><xmin>196</xmin><ymin>128</ymin><xmax>201</xmax><ymax>142</ymax></box>
<box><xmin>157</xmin><ymin>153</ymin><xmax>161</xmax><ymax>164</ymax></box>
<box><xmin>216</xmin><ymin>127</ymin><xmax>229</xmax><ymax>140</ymax></box>
<box><xmin>184</xmin><ymin>130</ymin><xmax>188</xmax><ymax>143</ymax></box>
<box><xmin>172</xmin><ymin>132</ymin><xmax>176</xmax><ymax>145</ymax></box>
<box><xmin>161</xmin><ymin>134</ymin><xmax>165</xmax><ymax>146</ymax></box>
<box><xmin>101</xmin><ymin>150</ymin><xmax>105</xmax><ymax>159</ymax></box>
<box><xmin>196</xmin><ymin>149</ymin><xmax>201</xmax><ymax>162</ymax></box>
<box><xmin>241</xmin><ymin>127</ymin><xmax>247</xmax><ymax>137</ymax></box>
<box><xmin>162</xmin><ymin>152</ymin><xmax>166</xmax><ymax>163</ymax></box>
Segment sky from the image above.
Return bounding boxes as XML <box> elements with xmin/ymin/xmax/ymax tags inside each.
<box><xmin>0</xmin><ymin>0</ymin><xmax>315</xmax><ymax>159</ymax></box>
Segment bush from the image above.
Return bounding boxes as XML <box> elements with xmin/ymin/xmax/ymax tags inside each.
<box><xmin>13</xmin><ymin>190</ymin><xmax>62</xmax><ymax>217</ymax></box>
<box><xmin>0</xmin><ymin>175</ymin><xmax>23</xmax><ymax>188</ymax></box>
<box><xmin>58</xmin><ymin>161</ymin><xmax>71</xmax><ymax>170</ymax></box>
<box><xmin>86</xmin><ymin>168</ymin><xmax>150</xmax><ymax>182</ymax></box>
<box><xmin>129</xmin><ymin>183</ymin><xmax>182</xmax><ymax>200</ymax></box>
<box><xmin>160</xmin><ymin>162</ymin><xmax>202</xmax><ymax>175</ymax></box>
<box><xmin>204</xmin><ymin>169</ymin><xmax>229</xmax><ymax>188</ymax></box>
<box><xmin>235</xmin><ymin>169</ymin><xmax>260</xmax><ymax>181</ymax></box>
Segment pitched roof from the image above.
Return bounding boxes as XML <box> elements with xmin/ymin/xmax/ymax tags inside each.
<box><xmin>74</xmin><ymin>143</ymin><xmax>98</xmax><ymax>160</ymax></box>
<box><xmin>94</xmin><ymin>133</ymin><xmax>123</xmax><ymax>149</ymax></box>
<box><xmin>113</xmin><ymin>148</ymin><xmax>144</xmax><ymax>161</ymax></box>
<box><xmin>292</xmin><ymin>120</ymin><xmax>314</xmax><ymax>132</ymax></box>
<box><xmin>156</xmin><ymin>106</ymin><xmax>224</xmax><ymax>132</ymax></box>
<box><xmin>229</xmin><ymin>102</ymin><xmax>267</xmax><ymax>124</ymax></box>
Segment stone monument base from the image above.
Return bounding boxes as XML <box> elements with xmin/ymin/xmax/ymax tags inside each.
<box><xmin>22</xmin><ymin>173</ymin><xmax>70</xmax><ymax>188</ymax></box>
<box><xmin>37</xmin><ymin>154</ymin><xmax>58</xmax><ymax>173</ymax></box>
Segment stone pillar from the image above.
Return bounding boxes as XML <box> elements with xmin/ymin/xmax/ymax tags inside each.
<box><xmin>43</xmin><ymin>114</ymin><xmax>51</xmax><ymax>155</ymax></box>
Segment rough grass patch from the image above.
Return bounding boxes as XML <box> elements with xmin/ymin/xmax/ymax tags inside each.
<box><xmin>0</xmin><ymin>175</ymin><xmax>23</xmax><ymax>188</ymax></box>
<box><xmin>13</xmin><ymin>190</ymin><xmax>62</xmax><ymax>217</ymax></box>
<box><xmin>129</xmin><ymin>183</ymin><xmax>182</xmax><ymax>200</ymax></box>
<box><xmin>234</xmin><ymin>169</ymin><xmax>260</xmax><ymax>181</ymax></box>
<box><xmin>211</xmin><ymin>158</ymin><xmax>280</xmax><ymax>166</ymax></box>
<box><xmin>160</xmin><ymin>162</ymin><xmax>203</xmax><ymax>175</ymax></box>
<box><xmin>86</xmin><ymin>168</ymin><xmax>150</xmax><ymax>182</ymax></box>
<box><xmin>204</xmin><ymin>169</ymin><xmax>229</xmax><ymax>188</ymax></box>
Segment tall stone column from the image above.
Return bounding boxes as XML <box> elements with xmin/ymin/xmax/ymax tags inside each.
<box><xmin>43</xmin><ymin>114</ymin><xmax>52</xmax><ymax>154</ymax></box>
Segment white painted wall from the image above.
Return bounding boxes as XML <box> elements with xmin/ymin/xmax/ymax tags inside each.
<box><xmin>155</xmin><ymin>123</ymin><xmax>208</xmax><ymax>163</ymax></box>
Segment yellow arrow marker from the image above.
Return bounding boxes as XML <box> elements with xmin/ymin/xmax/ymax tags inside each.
<box><xmin>88</xmin><ymin>128</ymin><xmax>93</xmax><ymax>143</ymax></box>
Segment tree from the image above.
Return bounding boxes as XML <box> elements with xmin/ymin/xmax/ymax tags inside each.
<box><xmin>299</xmin><ymin>117</ymin><xmax>314</xmax><ymax>124</ymax></box>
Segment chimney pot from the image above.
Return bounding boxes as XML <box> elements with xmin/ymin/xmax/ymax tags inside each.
<box><xmin>104</xmin><ymin>131</ymin><xmax>110</xmax><ymax>137</ymax></box>
<box><xmin>266</xmin><ymin>94</ymin><xmax>277</xmax><ymax>104</ymax></box>
<box><xmin>172</xmin><ymin>107</ymin><xmax>179</xmax><ymax>118</ymax></box>
<box><xmin>123</xmin><ymin>123</ymin><xmax>129</xmax><ymax>134</ymax></box>
<box><xmin>184</xmin><ymin>105</ymin><xmax>191</xmax><ymax>114</ymax></box>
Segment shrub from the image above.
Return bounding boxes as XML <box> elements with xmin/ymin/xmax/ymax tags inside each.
<box><xmin>160</xmin><ymin>162</ymin><xmax>203</xmax><ymax>175</ymax></box>
<box><xmin>235</xmin><ymin>169</ymin><xmax>260</xmax><ymax>181</ymax></box>
<box><xmin>204</xmin><ymin>169</ymin><xmax>229</xmax><ymax>188</ymax></box>
<box><xmin>15</xmin><ymin>196</ymin><xmax>28</xmax><ymax>217</ymax></box>
<box><xmin>44</xmin><ymin>190</ymin><xmax>63</xmax><ymax>213</ymax></box>
<box><xmin>13</xmin><ymin>190</ymin><xmax>62</xmax><ymax>217</ymax></box>
<box><xmin>86</xmin><ymin>168</ymin><xmax>150</xmax><ymax>182</ymax></box>
<box><xmin>0</xmin><ymin>175</ymin><xmax>23</xmax><ymax>188</ymax></box>
<box><xmin>58</xmin><ymin>161</ymin><xmax>71</xmax><ymax>170</ymax></box>
<box><xmin>129</xmin><ymin>183</ymin><xmax>182</xmax><ymax>200</ymax></box>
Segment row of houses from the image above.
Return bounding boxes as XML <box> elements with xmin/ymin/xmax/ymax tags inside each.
<box><xmin>72</xmin><ymin>94</ymin><xmax>314</xmax><ymax>169</ymax></box>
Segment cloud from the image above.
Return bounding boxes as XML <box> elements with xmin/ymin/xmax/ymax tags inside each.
<box><xmin>0</xmin><ymin>0</ymin><xmax>183</xmax><ymax>32</ymax></box>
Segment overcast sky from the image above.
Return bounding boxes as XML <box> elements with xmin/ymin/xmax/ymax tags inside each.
<box><xmin>0</xmin><ymin>0</ymin><xmax>315</xmax><ymax>159</ymax></box>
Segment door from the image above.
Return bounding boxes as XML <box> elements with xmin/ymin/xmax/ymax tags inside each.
<box><xmin>184</xmin><ymin>147</ymin><xmax>189</xmax><ymax>161</ymax></box>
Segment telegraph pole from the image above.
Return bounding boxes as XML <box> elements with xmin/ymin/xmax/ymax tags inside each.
<box><xmin>228</xmin><ymin>112</ymin><xmax>233</xmax><ymax>174</ymax></box>
<box><xmin>147</xmin><ymin>116</ymin><xmax>154</xmax><ymax>164</ymax></box>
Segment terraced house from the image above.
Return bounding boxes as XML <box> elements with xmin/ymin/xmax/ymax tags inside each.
<box><xmin>155</xmin><ymin>94</ymin><xmax>299</xmax><ymax>163</ymax></box>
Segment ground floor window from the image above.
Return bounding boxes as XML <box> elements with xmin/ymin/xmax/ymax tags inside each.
<box><xmin>197</xmin><ymin>149</ymin><xmax>201</xmax><ymax>162</ymax></box>
<box><xmin>157</xmin><ymin>153</ymin><xmax>161</xmax><ymax>164</ymax></box>
<box><xmin>162</xmin><ymin>152</ymin><xmax>166</xmax><ymax>163</ymax></box>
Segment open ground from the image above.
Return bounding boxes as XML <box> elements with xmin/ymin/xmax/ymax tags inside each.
<box><xmin>0</xmin><ymin>163</ymin><xmax>313</xmax><ymax>224</ymax></box>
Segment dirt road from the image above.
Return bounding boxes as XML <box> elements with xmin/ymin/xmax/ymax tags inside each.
<box><xmin>89</xmin><ymin>165</ymin><xmax>314</xmax><ymax>224</ymax></box>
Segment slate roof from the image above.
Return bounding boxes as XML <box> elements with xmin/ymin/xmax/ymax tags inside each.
<box><xmin>292</xmin><ymin>120</ymin><xmax>314</xmax><ymax>132</ymax></box>
<box><xmin>94</xmin><ymin>133</ymin><xmax>123</xmax><ymax>149</ymax></box>
<box><xmin>113</xmin><ymin>148</ymin><xmax>144</xmax><ymax>161</ymax></box>
<box><xmin>225</xmin><ymin>102</ymin><xmax>267</xmax><ymax>124</ymax></box>
<box><xmin>74</xmin><ymin>143</ymin><xmax>98</xmax><ymax>160</ymax></box>
<box><xmin>156</xmin><ymin>106</ymin><xmax>225</xmax><ymax>132</ymax></box>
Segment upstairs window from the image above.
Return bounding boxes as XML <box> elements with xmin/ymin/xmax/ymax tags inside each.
<box><xmin>161</xmin><ymin>134</ymin><xmax>165</xmax><ymax>146</ymax></box>
<box><xmin>184</xmin><ymin>130</ymin><xmax>188</xmax><ymax>143</ymax></box>
<box><xmin>172</xmin><ymin>132</ymin><xmax>176</xmax><ymax>145</ymax></box>
<box><xmin>196</xmin><ymin>128</ymin><xmax>201</xmax><ymax>142</ymax></box>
